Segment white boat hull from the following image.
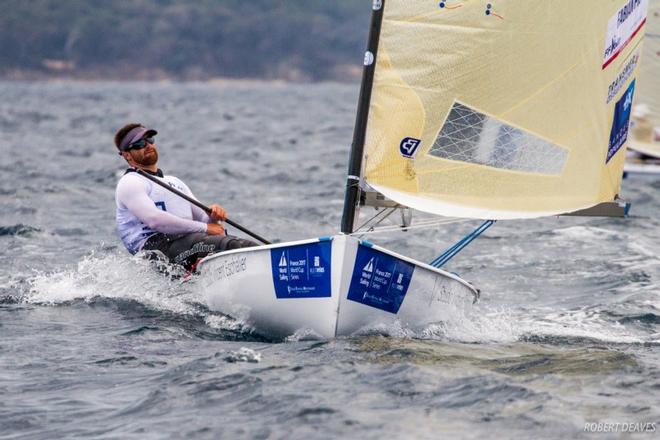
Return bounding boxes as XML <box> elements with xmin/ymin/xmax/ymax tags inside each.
<box><xmin>623</xmin><ymin>161</ymin><xmax>660</xmax><ymax>177</ymax></box>
<box><xmin>196</xmin><ymin>234</ymin><xmax>478</xmax><ymax>338</ymax></box>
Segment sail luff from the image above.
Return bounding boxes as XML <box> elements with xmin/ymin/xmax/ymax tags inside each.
<box><xmin>340</xmin><ymin>0</ymin><xmax>386</xmax><ymax>234</ymax></box>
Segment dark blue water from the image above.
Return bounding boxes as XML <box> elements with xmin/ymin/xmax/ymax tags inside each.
<box><xmin>1</xmin><ymin>81</ymin><xmax>659</xmax><ymax>439</ymax></box>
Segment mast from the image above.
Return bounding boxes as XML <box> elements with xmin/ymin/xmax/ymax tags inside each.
<box><xmin>340</xmin><ymin>0</ymin><xmax>386</xmax><ymax>234</ymax></box>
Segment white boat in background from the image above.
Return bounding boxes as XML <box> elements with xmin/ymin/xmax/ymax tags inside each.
<box><xmin>624</xmin><ymin>152</ymin><xmax>660</xmax><ymax>179</ymax></box>
<box><xmin>625</xmin><ymin>0</ymin><xmax>660</xmax><ymax>177</ymax></box>
<box><xmin>195</xmin><ymin>0</ymin><xmax>645</xmax><ymax>338</ymax></box>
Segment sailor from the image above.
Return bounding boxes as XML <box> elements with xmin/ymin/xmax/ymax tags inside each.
<box><xmin>113</xmin><ymin>123</ymin><xmax>257</xmax><ymax>270</ymax></box>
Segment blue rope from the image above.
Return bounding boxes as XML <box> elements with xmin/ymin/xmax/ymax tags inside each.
<box><xmin>430</xmin><ymin>220</ymin><xmax>496</xmax><ymax>268</ymax></box>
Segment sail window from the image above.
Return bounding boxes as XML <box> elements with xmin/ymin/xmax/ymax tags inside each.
<box><xmin>429</xmin><ymin>102</ymin><xmax>568</xmax><ymax>175</ymax></box>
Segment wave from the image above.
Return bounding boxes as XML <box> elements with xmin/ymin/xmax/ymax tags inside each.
<box><xmin>339</xmin><ymin>301</ymin><xmax>658</xmax><ymax>346</ymax></box>
<box><xmin>0</xmin><ymin>224</ymin><xmax>41</xmax><ymax>237</ymax></box>
<box><xmin>16</xmin><ymin>248</ymin><xmax>658</xmax><ymax>346</ymax></box>
<box><xmin>434</xmin><ymin>302</ymin><xmax>659</xmax><ymax>345</ymax></box>
<box><xmin>23</xmin><ymin>251</ymin><xmax>256</xmax><ymax>338</ymax></box>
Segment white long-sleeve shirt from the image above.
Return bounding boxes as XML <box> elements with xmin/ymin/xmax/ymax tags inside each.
<box><xmin>115</xmin><ymin>171</ymin><xmax>209</xmax><ymax>254</ymax></box>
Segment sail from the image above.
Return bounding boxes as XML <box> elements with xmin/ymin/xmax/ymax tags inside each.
<box><xmin>362</xmin><ymin>0</ymin><xmax>648</xmax><ymax>219</ymax></box>
<box><xmin>629</xmin><ymin>0</ymin><xmax>660</xmax><ymax>158</ymax></box>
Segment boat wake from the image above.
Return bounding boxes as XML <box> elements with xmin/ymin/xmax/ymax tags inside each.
<box><xmin>430</xmin><ymin>304</ymin><xmax>659</xmax><ymax>346</ymax></box>
<box><xmin>282</xmin><ymin>302</ymin><xmax>658</xmax><ymax>346</ymax></box>
<box><xmin>20</xmin><ymin>250</ymin><xmax>257</xmax><ymax>337</ymax></box>
<box><xmin>13</xmin><ymin>250</ymin><xmax>657</xmax><ymax>346</ymax></box>
<box><xmin>26</xmin><ymin>252</ymin><xmax>187</xmax><ymax>307</ymax></box>
<box><xmin>314</xmin><ymin>298</ymin><xmax>658</xmax><ymax>346</ymax></box>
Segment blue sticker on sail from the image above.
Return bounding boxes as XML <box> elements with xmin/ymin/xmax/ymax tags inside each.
<box><xmin>347</xmin><ymin>245</ymin><xmax>415</xmax><ymax>314</ymax></box>
<box><xmin>270</xmin><ymin>241</ymin><xmax>331</xmax><ymax>299</ymax></box>
<box><xmin>400</xmin><ymin>137</ymin><xmax>421</xmax><ymax>158</ymax></box>
<box><xmin>607</xmin><ymin>79</ymin><xmax>635</xmax><ymax>163</ymax></box>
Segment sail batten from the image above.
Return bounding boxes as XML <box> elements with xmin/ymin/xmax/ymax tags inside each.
<box><xmin>361</xmin><ymin>0</ymin><xmax>648</xmax><ymax>220</ymax></box>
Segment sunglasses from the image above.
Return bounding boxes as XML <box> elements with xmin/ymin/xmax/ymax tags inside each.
<box><xmin>126</xmin><ymin>136</ymin><xmax>155</xmax><ymax>151</ymax></box>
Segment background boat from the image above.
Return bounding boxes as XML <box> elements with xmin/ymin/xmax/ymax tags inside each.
<box><xmin>626</xmin><ymin>0</ymin><xmax>660</xmax><ymax>176</ymax></box>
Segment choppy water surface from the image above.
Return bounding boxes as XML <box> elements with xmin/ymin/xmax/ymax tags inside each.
<box><xmin>1</xmin><ymin>81</ymin><xmax>659</xmax><ymax>439</ymax></box>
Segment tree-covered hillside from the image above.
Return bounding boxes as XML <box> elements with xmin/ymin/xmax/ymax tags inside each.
<box><xmin>0</xmin><ymin>0</ymin><xmax>371</xmax><ymax>81</ymax></box>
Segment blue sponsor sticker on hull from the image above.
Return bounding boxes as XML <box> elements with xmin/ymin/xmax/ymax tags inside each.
<box><xmin>270</xmin><ymin>241</ymin><xmax>332</xmax><ymax>299</ymax></box>
<box><xmin>347</xmin><ymin>245</ymin><xmax>415</xmax><ymax>314</ymax></box>
<box><xmin>607</xmin><ymin>79</ymin><xmax>635</xmax><ymax>163</ymax></box>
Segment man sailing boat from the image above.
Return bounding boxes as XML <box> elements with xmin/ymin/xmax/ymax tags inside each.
<box><xmin>113</xmin><ymin>123</ymin><xmax>256</xmax><ymax>270</ymax></box>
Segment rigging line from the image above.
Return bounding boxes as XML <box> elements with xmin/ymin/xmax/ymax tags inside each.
<box><xmin>395</xmin><ymin>217</ymin><xmax>462</xmax><ymax>228</ymax></box>
<box><xmin>368</xmin><ymin>213</ymin><xmax>465</xmax><ymax>228</ymax></box>
<box><xmin>354</xmin><ymin>206</ymin><xmax>396</xmax><ymax>232</ymax></box>
<box><xmin>387</xmin><ymin>216</ymin><xmax>467</xmax><ymax>230</ymax></box>
<box><xmin>403</xmin><ymin>217</ymin><xmax>468</xmax><ymax>229</ymax></box>
<box><xmin>429</xmin><ymin>220</ymin><xmax>496</xmax><ymax>268</ymax></box>
<box><xmin>351</xmin><ymin>217</ymin><xmax>469</xmax><ymax>236</ymax></box>
<box><xmin>367</xmin><ymin>208</ymin><xmax>397</xmax><ymax>231</ymax></box>
<box><xmin>353</xmin><ymin>219</ymin><xmax>466</xmax><ymax>237</ymax></box>
<box><xmin>356</xmin><ymin>200</ymin><xmax>465</xmax><ymax>236</ymax></box>
<box><xmin>354</xmin><ymin>207</ymin><xmax>398</xmax><ymax>234</ymax></box>
<box><xmin>398</xmin><ymin>216</ymin><xmax>465</xmax><ymax>227</ymax></box>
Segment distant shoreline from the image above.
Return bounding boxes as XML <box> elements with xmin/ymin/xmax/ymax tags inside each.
<box><xmin>0</xmin><ymin>65</ymin><xmax>362</xmax><ymax>84</ymax></box>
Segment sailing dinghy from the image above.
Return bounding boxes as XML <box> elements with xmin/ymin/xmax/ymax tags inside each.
<box><xmin>625</xmin><ymin>0</ymin><xmax>660</xmax><ymax>177</ymax></box>
<box><xmin>196</xmin><ymin>0</ymin><xmax>645</xmax><ymax>338</ymax></box>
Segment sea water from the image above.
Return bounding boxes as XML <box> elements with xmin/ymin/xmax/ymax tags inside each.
<box><xmin>1</xmin><ymin>81</ymin><xmax>658</xmax><ymax>439</ymax></box>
